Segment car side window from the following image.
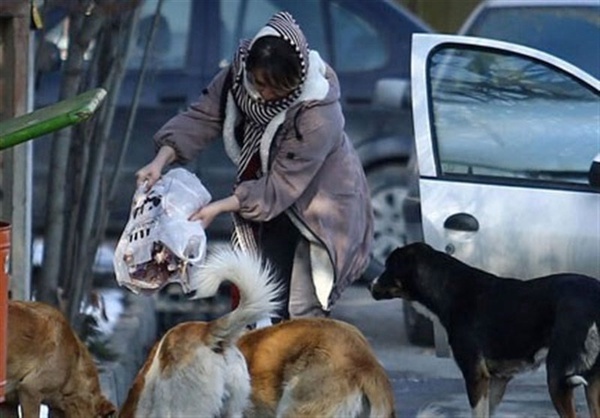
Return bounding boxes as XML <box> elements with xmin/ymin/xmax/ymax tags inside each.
<box><xmin>429</xmin><ymin>46</ymin><xmax>600</xmax><ymax>187</ymax></box>
<box><xmin>220</xmin><ymin>0</ymin><xmax>327</xmax><ymax>63</ymax></box>
<box><xmin>330</xmin><ymin>2</ymin><xmax>387</xmax><ymax>72</ymax></box>
<box><xmin>128</xmin><ymin>0</ymin><xmax>192</xmax><ymax>70</ymax></box>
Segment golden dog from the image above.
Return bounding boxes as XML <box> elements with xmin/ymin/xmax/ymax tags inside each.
<box><xmin>120</xmin><ymin>246</ymin><xmax>396</xmax><ymax>417</ymax></box>
<box><xmin>0</xmin><ymin>300</ymin><xmax>116</xmax><ymax>418</ymax></box>
<box><xmin>238</xmin><ymin>317</ymin><xmax>396</xmax><ymax>417</ymax></box>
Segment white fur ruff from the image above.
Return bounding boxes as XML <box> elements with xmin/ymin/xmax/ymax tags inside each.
<box><xmin>135</xmin><ymin>339</ymin><xmax>250</xmax><ymax>418</ymax></box>
<box><xmin>132</xmin><ymin>247</ymin><xmax>280</xmax><ymax>417</ymax></box>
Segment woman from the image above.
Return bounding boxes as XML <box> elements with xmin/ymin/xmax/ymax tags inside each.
<box><xmin>136</xmin><ymin>11</ymin><xmax>373</xmax><ymax>319</ymax></box>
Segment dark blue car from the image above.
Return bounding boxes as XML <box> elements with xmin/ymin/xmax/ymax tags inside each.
<box><xmin>35</xmin><ymin>0</ymin><xmax>432</xmax><ymax>263</ymax></box>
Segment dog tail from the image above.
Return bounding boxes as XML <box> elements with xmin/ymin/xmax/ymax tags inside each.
<box><xmin>359</xmin><ymin>377</ymin><xmax>445</xmax><ymax>418</ymax></box>
<box><xmin>355</xmin><ymin>369</ymin><xmax>396</xmax><ymax>417</ymax></box>
<box><xmin>192</xmin><ymin>246</ymin><xmax>281</xmax><ymax>344</ymax></box>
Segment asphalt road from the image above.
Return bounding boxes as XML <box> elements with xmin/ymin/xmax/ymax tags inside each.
<box><xmin>330</xmin><ymin>282</ymin><xmax>591</xmax><ymax>418</ymax></box>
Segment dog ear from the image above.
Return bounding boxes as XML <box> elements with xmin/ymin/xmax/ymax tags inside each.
<box><xmin>387</xmin><ymin>246</ymin><xmax>404</xmax><ymax>265</ymax></box>
<box><xmin>400</xmin><ymin>242</ymin><xmax>428</xmax><ymax>265</ymax></box>
<box><xmin>389</xmin><ymin>244</ymin><xmax>415</xmax><ymax>268</ymax></box>
<box><xmin>387</xmin><ymin>244</ymin><xmax>422</xmax><ymax>287</ymax></box>
<box><xmin>98</xmin><ymin>397</ymin><xmax>117</xmax><ymax>417</ymax></box>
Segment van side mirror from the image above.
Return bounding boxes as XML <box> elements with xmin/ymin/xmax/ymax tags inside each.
<box><xmin>589</xmin><ymin>155</ymin><xmax>600</xmax><ymax>189</ymax></box>
<box><xmin>373</xmin><ymin>78</ymin><xmax>410</xmax><ymax>109</ymax></box>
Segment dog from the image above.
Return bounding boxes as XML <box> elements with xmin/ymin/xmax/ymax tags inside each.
<box><xmin>237</xmin><ymin>317</ymin><xmax>396</xmax><ymax>417</ymax></box>
<box><xmin>120</xmin><ymin>246</ymin><xmax>397</xmax><ymax>417</ymax></box>
<box><xmin>0</xmin><ymin>300</ymin><xmax>116</xmax><ymax>418</ymax></box>
<box><xmin>119</xmin><ymin>247</ymin><xmax>281</xmax><ymax>418</ymax></box>
<box><xmin>370</xmin><ymin>242</ymin><xmax>600</xmax><ymax>418</ymax></box>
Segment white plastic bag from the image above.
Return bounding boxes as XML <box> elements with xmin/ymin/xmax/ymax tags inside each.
<box><xmin>113</xmin><ymin>168</ymin><xmax>212</xmax><ymax>294</ymax></box>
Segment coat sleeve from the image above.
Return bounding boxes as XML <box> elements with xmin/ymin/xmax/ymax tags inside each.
<box><xmin>153</xmin><ymin>67</ymin><xmax>230</xmax><ymax>164</ymax></box>
<box><xmin>234</xmin><ymin>103</ymin><xmax>342</xmax><ymax>221</ymax></box>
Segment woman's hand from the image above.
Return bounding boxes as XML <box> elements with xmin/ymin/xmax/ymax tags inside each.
<box><xmin>135</xmin><ymin>161</ymin><xmax>163</xmax><ymax>190</ymax></box>
<box><xmin>190</xmin><ymin>195</ymin><xmax>240</xmax><ymax>228</ymax></box>
<box><xmin>135</xmin><ymin>145</ymin><xmax>177</xmax><ymax>189</ymax></box>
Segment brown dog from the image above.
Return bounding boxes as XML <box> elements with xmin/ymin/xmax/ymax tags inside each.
<box><xmin>120</xmin><ymin>247</ymin><xmax>396</xmax><ymax>417</ymax></box>
<box><xmin>238</xmin><ymin>317</ymin><xmax>396</xmax><ymax>417</ymax></box>
<box><xmin>119</xmin><ymin>247</ymin><xmax>281</xmax><ymax>418</ymax></box>
<box><xmin>0</xmin><ymin>300</ymin><xmax>116</xmax><ymax>418</ymax></box>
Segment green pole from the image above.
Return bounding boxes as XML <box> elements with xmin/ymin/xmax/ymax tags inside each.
<box><xmin>0</xmin><ymin>88</ymin><xmax>107</xmax><ymax>150</ymax></box>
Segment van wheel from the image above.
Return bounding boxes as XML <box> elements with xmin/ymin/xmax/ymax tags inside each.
<box><xmin>403</xmin><ymin>301</ymin><xmax>434</xmax><ymax>346</ymax></box>
<box><xmin>367</xmin><ymin>163</ymin><xmax>409</xmax><ymax>265</ymax></box>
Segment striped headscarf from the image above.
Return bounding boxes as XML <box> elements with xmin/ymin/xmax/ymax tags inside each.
<box><xmin>230</xmin><ymin>11</ymin><xmax>309</xmax><ymax>180</ymax></box>
<box><xmin>229</xmin><ymin>11</ymin><xmax>310</xmax><ymax>253</ymax></box>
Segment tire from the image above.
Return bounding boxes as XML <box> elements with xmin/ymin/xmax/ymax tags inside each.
<box><xmin>366</xmin><ymin>163</ymin><xmax>409</xmax><ymax>265</ymax></box>
<box><xmin>403</xmin><ymin>301</ymin><xmax>434</xmax><ymax>347</ymax></box>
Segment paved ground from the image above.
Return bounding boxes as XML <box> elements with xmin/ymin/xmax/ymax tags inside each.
<box><xmin>331</xmin><ymin>282</ymin><xmax>591</xmax><ymax>417</ymax></box>
<box><xmin>92</xmin><ymin>240</ymin><xmax>592</xmax><ymax>417</ymax></box>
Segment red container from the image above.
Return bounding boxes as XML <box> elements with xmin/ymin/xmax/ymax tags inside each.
<box><xmin>0</xmin><ymin>221</ymin><xmax>11</xmax><ymax>403</ymax></box>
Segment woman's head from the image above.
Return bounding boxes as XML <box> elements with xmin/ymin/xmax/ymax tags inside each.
<box><xmin>246</xmin><ymin>36</ymin><xmax>303</xmax><ymax>101</ymax></box>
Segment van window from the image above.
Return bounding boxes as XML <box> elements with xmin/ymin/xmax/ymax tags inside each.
<box><xmin>219</xmin><ymin>0</ymin><xmax>388</xmax><ymax>73</ymax></box>
<box><xmin>128</xmin><ymin>0</ymin><xmax>192</xmax><ymax>70</ymax></box>
<box><xmin>429</xmin><ymin>46</ymin><xmax>600</xmax><ymax>186</ymax></box>
<box><xmin>330</xmin><ymin>2</ymin><xmax>387</xmax><ymax>72</ymax></box>
<box><xmin>220</xmin><ymin>0</ymin><xmax>327</xmax><ymax>63</ymax></box>
<box><xmin>465</xmin><ymin>6</ymin><xmax>600</xmax><ymax>79</ymax></box>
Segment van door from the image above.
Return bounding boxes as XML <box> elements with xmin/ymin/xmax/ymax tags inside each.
<box><xmin>410</xmin><ymin>34</ymin><xmax>600</xmax><ymax>354</ymax></box>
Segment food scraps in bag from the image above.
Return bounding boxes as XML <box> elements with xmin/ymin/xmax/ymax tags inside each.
<box><xmin>123</xmin><ymin>241</ymin><xmax>183</xmax><ymax>291</ymax></box>
<box><xmin>114</xmin><ymin>168</ymin><xmax>211</xmax><ymax>294</ymax></box>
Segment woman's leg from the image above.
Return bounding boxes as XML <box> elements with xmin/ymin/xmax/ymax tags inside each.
<box><xmin>258</xmin><ymin>214</ymin><xmax>300</xmax><ymax>320</ymax></box>
<box><xmin>288</xmin><ymin>237</ymin><xmax>327</xmax><ymax>318</ymax></box>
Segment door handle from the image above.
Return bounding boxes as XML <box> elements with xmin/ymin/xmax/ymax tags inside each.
<box><xmin>443</xmin><ymin>212</ymin><xmax>479</xmax><ymax>232</ymax></box>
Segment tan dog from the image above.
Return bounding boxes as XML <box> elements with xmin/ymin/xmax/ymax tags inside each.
<box><xmin>119</xmin><ymin>247</ymin><xmax>280</xmax><ymax>418</ymax></box>
<box><xmin>238</xmin><ymin>317</ymin><xmax>396</xmax><ymax>417</ymax></box>
<box><xmin>120</xmin><ymin>248</ymin><xmax>396</xmax><ymax>417</ymax></box>
<box><xmin>0</xmin><ymin>300</ymin><xmax>116</xmax><ymax>418</ymax></box>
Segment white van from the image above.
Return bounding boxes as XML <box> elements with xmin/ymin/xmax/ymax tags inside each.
<box><xmin>394</xmin><ymin>0</ymin><xmax>600</xmax><ymax>349</ymax></box>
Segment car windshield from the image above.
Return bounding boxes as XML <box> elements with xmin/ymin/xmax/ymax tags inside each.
<box><xmin>464</xmin><ymin>6</ymin><xmax>600</xmax><ymax>78</ymax></box>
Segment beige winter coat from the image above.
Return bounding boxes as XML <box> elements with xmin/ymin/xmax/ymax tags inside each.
<box><xmin>153</xmin><ymin>64</ymin><xmax>373</xmax><ymax>308</ymax></box>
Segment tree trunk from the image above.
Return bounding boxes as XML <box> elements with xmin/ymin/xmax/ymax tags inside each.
<box><xmin>36</xmin><ymin>1</ymin><xmax>140</xmax><ymax>329</ymax></box>
<box><xmin>67</xmin><ymin>10</ymin><xmax>138</xmax><ymax>327</ymax></box>
<box><xmin>38</xmin><ymin>10</ymin><xmax>89</xmax><ymax>306</ymax></box>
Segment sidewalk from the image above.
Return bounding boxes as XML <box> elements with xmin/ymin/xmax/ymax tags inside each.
<box><xmin>97</xmin><ymin>276</ymin><xmax>581</xmax><ymax>416</ymax></box>
<box><xmin>331</xmin><ymin>282</ymin><xmax>587</xmax><ymax>417</ymax></box>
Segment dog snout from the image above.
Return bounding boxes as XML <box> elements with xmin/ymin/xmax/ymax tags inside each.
<box><xmin>368</xmin><ymin>275</ymin><xmax>378</xmax><ymax>292</ymax></box>
<box><xmin>369</xmin><ymin>276</ymin><xmax>388</xmax><ymax>300</ymax></box>
<box><xmin>370</xmin><ymin>271</ymin><xmax>404</xmax><ymax>301</ymax></box>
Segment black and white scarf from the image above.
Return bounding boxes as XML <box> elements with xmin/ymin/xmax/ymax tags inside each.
<box><xmin>227</xmin><ymin>12</ymin><xmax>310</xmax><ymax>253</ymax></box>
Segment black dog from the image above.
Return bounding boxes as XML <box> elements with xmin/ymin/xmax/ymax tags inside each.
<box><xmin>370</xmin><ymin>242</ymin><xmax>600</xmax><ymax>418</ymax></box>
